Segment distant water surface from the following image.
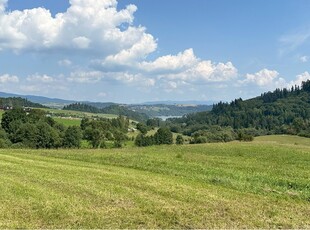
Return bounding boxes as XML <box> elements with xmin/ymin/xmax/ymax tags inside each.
<box><xmin>156</xmin><ymin>116</ymin><xmax>182</xmax><ymax>121</ymax></box>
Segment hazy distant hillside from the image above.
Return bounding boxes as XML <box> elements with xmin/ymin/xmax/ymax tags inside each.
<box><xmin>0</xmin><ymin>97</ymin><xmax>47</xmax><ymax>109</ymax></box>
<box><xmin>0</xmin><ymin>92</ymin><xmax>116</xmax><ymax>109</ymax></box>
<box><xmin>129</xmin><ymin>104</ymin><xmax>213</xmax><ymax>117</ymax></box>
<box><xmin>0</xmin><ymin>92</ymin><xmax>76</xmax><ymax>108</ymax></box>
<box><xmin>86</xmin><ymin>102</ymin><xmax>117</xmax><ymax>109</ymax></box>
<box><xmin>0</xmin><ymin>92</ymin><xmax>213</xmax><ymax>117</ymax></box>
<box><xmin>63</xmin><ymin>103</ymin><xmax>148</xmax><ymax>122</ymax></box>
<box><xmin>143</xmin><ymin>100</ymin><xmax>217</xmax><ymax>105</ymax></box>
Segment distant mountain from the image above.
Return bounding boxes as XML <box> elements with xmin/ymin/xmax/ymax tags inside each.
<box><xmin>0</xmin><ymin>92</ymin><xmax>76</xmax><ymax>108</ymax></box>
<box><xmin>0</xmin><ymin>97</ymin><xmax>47</xmax><ymax>109</ymax></box>
<box><xmin>0</xmin><ymin>92</ymin><xmax>214</xmax><ymax>117</ymax></box>
<box><xmin>0</xmin><ymin>92</ymin><xmax>115</xmax><ymax>109</ymax></box>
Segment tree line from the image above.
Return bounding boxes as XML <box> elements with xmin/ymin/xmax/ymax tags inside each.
<box><xmin>0</xmin><ymin>107</ymin><xmax>179</xmax><ymax>149</ymax></box>
<box><xmin>0</xmin><ymin>108</ymin><xmax>131</xmax><ymax>149</ymax></box>
<box><xmin>167</xmin><ymin>80</ymin><xmax>310</xmax><ymax>142</ymax></box>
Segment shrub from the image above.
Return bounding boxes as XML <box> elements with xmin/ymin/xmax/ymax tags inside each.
<box><xmin>0</xmin><ymin>138</ymin><xmax>11</xmax><ymax>148</ymax></box>
<box><xmin>176</xmin><ymin>135</ymin><xmax>184</xmax><ymax>145</ymax></box>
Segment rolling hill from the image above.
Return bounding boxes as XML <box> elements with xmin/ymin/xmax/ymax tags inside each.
<box><xmin>169</xmin><ymin>80</ymin><xmax>310</xmax><ymax>138</ymax></box>
<box><xmin>0</xmin><ymin>92</ymin><xmax>213</xmax><ymax>117</ymax></box>
<box><xmin>0</xmin><ymin>137</ymin><xmax>309</xmax><ymax>228</ymax></box>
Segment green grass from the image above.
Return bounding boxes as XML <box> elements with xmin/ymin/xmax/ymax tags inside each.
<box><xmin>0</xmin><ymin>137</ymin><xmax>309</xmax><ymax>228</ymax></box>
<box><xmin>0</xmin><ymin>110</ymin><xmax>4</xmax><ymax>119</ymax></box>
<box><xmin>53</xmin><ymin>117</ymin><xmax>81</xmax><ymax>127</ymax></box>
<box><xmin>255</xmin><ymin>134</ymin><xmax>310</xmax><ymax>146</ymax></box>
<box><xmin>44</xmin><ymin>108</ymin><xmax>118</xmax><ymax>119</ymax></box>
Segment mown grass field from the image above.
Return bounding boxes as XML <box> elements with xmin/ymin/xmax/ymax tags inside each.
<box><xmin>0</xmin><ymin>136</ymin><xmax>309</xmax><ymax>228</ymax></box>
<box><xmin>53</xmin><ymin>117</ymin><xmax>81</xmax><ymax>127</ymax></box>
<box><xmin>44</xmin><ymin>108</ymin><xmax>118</xmax><ymax>119</ymax></box>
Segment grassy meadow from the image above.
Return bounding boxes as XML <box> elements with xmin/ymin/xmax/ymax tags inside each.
<box><xmin>44</xmin><ymin>108</ymin><xmax>118</xmax><ymax>119</ymax></box>
<box><xmin>0</xmin><ymin>135</ymin><xmax>309</xmax><ymax>228</ymax></box>
<box><xmin>53</xmin><ymin>117</ymin><xmax>81</xmax><ymax>127</ymax></box>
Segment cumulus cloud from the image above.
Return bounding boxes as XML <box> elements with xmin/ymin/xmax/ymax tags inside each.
<box><xmin>102</xmin><ymin>32</ymin><xmax>157</xmax><ymax>67</ymax></box>
<box><xmin>146</xmin><ymin>49</ymin><xmax>237</xmax><ymax>84</ymax></box>
<box><xmin>288</xmin><ymin>72</ymin><xmax>310</xmax><ymax>87</ymax></box>
<box><xmin>242</xmin><ymin>69</ymin><xmax>280</xmax><ymax>86</ymax></box>
<box><xmin>240</xmin><ymin>69</ymin><xmax>310</xmax><ymax>92</ymax></box>
<box><xmin>66</xmin><ymin>69</ymin><xmax>156</xmax><ymax>90</ymax></box>
<box><xmin>0</xmin><ymin>0</ymin><xmax>243</xmax><ymax>98</ymax></box>
<box><xmin>0</xmin><ymin>0</ymin><xmax>154</xmax><ymax>56</ymax></box>
<box><xmin>72</xmin><ymin>36</ymin><xmax>91</xmax><ymax>49</ymax></box>
<box><xmin>0</xmin><ymin>0</ymin><xmax>7</xmax><ymax>12</ymax></box>
<box><xmin>140</xmin><ymin>49</ymin><xmax>198</xmax><ymax>73</ymax></box>
<box><xmin>98</xmin><ymin>48</ymin><xmax>237</xmax><ymax>85</ymax></box>
<box><xmin>158</xmin><ymin>60</ymin><xmax>237</xmax><ymax>84</ymax></box>
<box><xmin>0</xmin><ymin>74</ymin><xmax>19</xmax><ymax>83</ymax></box>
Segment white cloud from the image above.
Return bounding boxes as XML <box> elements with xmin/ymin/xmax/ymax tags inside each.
<box><xmin>99</xmin><ymin>47</ymin><xmax>237</xmax><ymax>85</ymax></box>
<box><xmin>103</xmin><ymin>32</ymin><xmax>157</xmax><ymax>67</ymax></box>
<box><xmin>0</xmin><ymin>0</ymin><xmax>239</xmax><ymax>92</ymax></box>
<box><xmin>0</xmin><ymin>0</ymin><xmax>154</xmax><ymax>56</ymax></box>
<box><xmin>66</xmin><ymin>70</ymin><xmax>156</xmax><ymax>89</ymax></box>
<box><xmin>240</xmin><ymin>69</ymin><xmax>310</xmax><ymax>92</ymax></box>
<box><xmin>158</xmin><ymin>60</ymin><xmax>237</xmax><ymax>84</ymax></box>
<box><xmin>0</xmin><ymin>0</ymin><xmax>7</xmax><ymax>12</ymax></box>
<box><xmin>191</xmin><ymin>61</ymin><xmax>237</xmax><ymax>82</ymax></box>
<box><xmin>242</xmin><ymin>69</ymin><xmax>279</xmax><ymax>86</ymax></box>
<box><xmin>72</xmin><ymin>36</ymin><xmax>91</xmax><ymax>49</ymax></box>
<box><xmin>300</xmin><ymin>55</ymin><xmax>309</xmax><ymax>63</ymax></box>
<box><xmin>67</xmin><ymin>71</ymin><xmax>103</xmax><ymax>83</ymax></box>
<box><xmin>140</xmin><ymin>49</ymin><xmax>198</xmax><ymax>73</ymax></box>
<box><xmin>104</xmin><ymin>72</ymin><xmax>155</xmax><ymax>87</ymax></box>
<box><xmin>0</xmin><ymin>74</ymin><xmax>19</xmax><ymax>83</ymax></box>
<box><xmin>27</xmin><ymin>74</ymin><xmax>54</xmax><ymax>83</ymax></box>
<box><xmin>98</xmin><ymin>92</ymin><xmax>108</xmax><ymax>97</ymax></box>
<box><xmin>279</xmin><ymin>26</ymin><xmax>310</xmax><ymax>55</ymax></box>
<box><xmin>143</xmin><ymin>78</ymin><xmax>156</xmax><ymax>87</ymax></box>
<box><xmin>58</xmin><ymin>59</ymin><xmax>72</xmax><ymax>67</ymax></box>
<box><xmin>288</xmin><ymin>72</ymin><xmax>310</xmax><ymax>87</ymax></box>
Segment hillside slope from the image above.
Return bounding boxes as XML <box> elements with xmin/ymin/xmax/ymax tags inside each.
<box><xmin>169</xmin><ymin>80</ymin><xmax>310</xmax><ymax>137</ymax></box>
<box><xmin>128</xmin><ymin>104</ymin><xmax>213</xmax><ymax>117</ymax></box>
<box><xmin>0</xmin><ymin>140</ymin><xmax>309</xmax><ymax>228</ymax></box>
<box><xmin>63</xmin><ymin>103</ymin><xmax>149</xmax><ymax>122</ymax></box>
<box><xmin>0</xmin><ymin>97</ymin><xmax>47</xmax><ymax>109</ymax></box>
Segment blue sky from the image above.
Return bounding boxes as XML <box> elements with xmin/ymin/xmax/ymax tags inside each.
<box><xmin>0</xmin><ymin>0</ymin><xmax>310</xmax><ymax>103</ymax></box>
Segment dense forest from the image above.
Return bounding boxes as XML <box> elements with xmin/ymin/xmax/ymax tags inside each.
<box><xmin>63</xmin><ymin>103</ymin><xmax>149</xmax><ymax>122</ymax></box>
<box><xmin>0</xmin><ymin>97</ymin><xmax>47</xmax><ymax>109</ymax></box>
<box><xmin>167</xmin><ymin>80</ymin><xmax>310</xmax><ymax>142</ymax></box>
